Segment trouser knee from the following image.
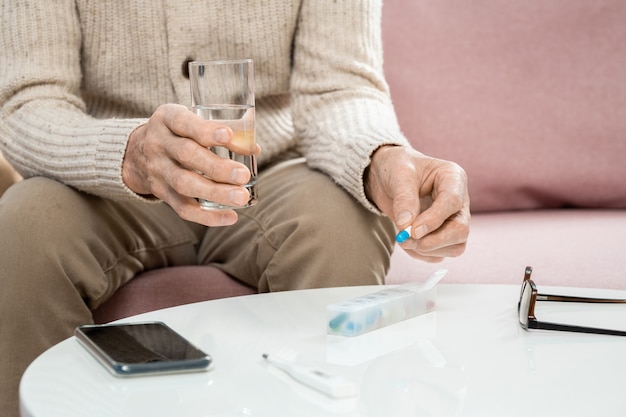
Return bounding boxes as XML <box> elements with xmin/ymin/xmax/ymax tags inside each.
<box><xmin>272</xmin><ymin>175</ymin><xmax>396</xmax><ymax>289</ymax></box>
<box><xmin>199</xmin><ymin>162</ymin><xmax>396</xmax><ymax>291</ymax></box>
<box><xmin>0</xmin><ymin>178</ymin><xmax>96</xmax><ymax>318</ymax></box>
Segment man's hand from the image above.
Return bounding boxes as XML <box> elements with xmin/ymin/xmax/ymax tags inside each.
<box><xmin>365</xmin><ymin>145</ymin><xmax>470</xmax><ymax>262</ymax></box>
<box><xmin>122</xmin><ymin>104</ymin><xmax>257</xmax><ymax>226</ymax></box>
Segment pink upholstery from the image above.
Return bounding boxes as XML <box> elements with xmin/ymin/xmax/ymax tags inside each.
<box><xmin>382</xmin><ymin>0</ymin><xmax>626</xmax><ymax>212</ymax></box>
<box><xmin>387</xmin><ymin>209</ymin><xmax>626</xmax><ymax>290</ymax></box>
<box><xmin>92</xmin><ymin>266</ymin><xmax>255</xmax><ymax>324</ymax></box>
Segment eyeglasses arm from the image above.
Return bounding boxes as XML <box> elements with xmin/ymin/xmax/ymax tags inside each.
<box><xmin>537</xmin><ymin>294</ymin><xmax>626</xmax><ymax>304</ymax></box>
<box><xmin>528</xmin><ymin>319</ymin><xmax>626</xmax><ymax>337</ymax></box>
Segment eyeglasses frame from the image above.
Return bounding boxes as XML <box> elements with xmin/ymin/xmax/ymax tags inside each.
<box><xmin>518</xmin><ymin>266</ymin><xmax>626</xmax><ymax>337</ymax></box>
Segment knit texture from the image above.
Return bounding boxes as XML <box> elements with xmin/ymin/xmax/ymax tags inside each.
<box><xmin>0</xmin><ymin>0</ymin><xmax>408</xmax><ymax>211</ymax></box>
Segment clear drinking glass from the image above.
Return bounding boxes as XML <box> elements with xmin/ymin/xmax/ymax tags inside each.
<box><xmin>189</xmin><ymin>59</ymin><xmax>257</xmax><ymax>210</ymax></box>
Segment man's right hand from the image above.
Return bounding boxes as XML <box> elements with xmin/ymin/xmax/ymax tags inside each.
<box><xmin>122</xmin><ymin>103</ymin><xmax>257</xmax><ymax>226</ymax></box>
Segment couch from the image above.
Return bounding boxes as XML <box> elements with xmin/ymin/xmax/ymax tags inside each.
<box><xmin>382</xmin><ymin>0</ymin><xmax>626</xmax><ymax>291</ymax></box>
<box><xmin>2</xmin><ymin>1</ymin><xmax>625</xmax><ymax>324</ymax></box>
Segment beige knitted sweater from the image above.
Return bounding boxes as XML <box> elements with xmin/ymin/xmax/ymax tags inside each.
<box><xmin>0</xmin><ymin>0</ymin><xmax>408</xmax><ymax>212</ymax></box>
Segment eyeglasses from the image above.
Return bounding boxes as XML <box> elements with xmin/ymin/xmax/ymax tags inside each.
<box><xmin>518</xmin><ymin>266</ymin><xmax>626</xmax><ymax>336</ymax></box>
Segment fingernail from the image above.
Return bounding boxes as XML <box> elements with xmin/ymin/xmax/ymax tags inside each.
<box><xmin>230</xmin><ymin>167</ymin><xmax>249</xmax><ymax>184</ymax></box>
<box><xmin>219</xmin><ymin>212</ymin><xmax>238</xmax><ymax>226</ymax></box>
<box><xmin>397</xmin><ymin>211</ymin><xmax>412</xmax><ymax>226</ymax></box>
<box><xmin>229</xmin><ymin>189</ymin><xmax>249</xmax><ymax>205</ymax></box>
<box><xmin>412</xmin><ymin>224</ymin><xmax>429</xmax><ymax>240</ymax></box>
<box><xmin>215</xmin><ymin>128</ymin><xmax>230</xmax><ymax>144</ymax></box>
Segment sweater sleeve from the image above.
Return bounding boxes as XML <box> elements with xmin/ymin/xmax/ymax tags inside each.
<box><xmin>0</xmin><ymin>1</ymin><xmax>149</xmax><ymax>202</ymax></box>
<box><xmin>290</xmin><ymin>0</ymin><xmax>410</xmax><ymax>213</ymax></box>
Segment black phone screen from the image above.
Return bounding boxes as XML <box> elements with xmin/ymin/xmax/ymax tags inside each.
<box><xmin>78</xmin><ymin>322</ymin><xmax>208</xmax><ymax>364</ymax></box>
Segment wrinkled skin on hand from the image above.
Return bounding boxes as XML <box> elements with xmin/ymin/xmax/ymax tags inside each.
<box><xmin>365</xmin><ymin>145</ymin><xmax>470</xmax><ymax>263</ymax></box>
<box><xmin>122</xmin><ymin>104</ymin><xmax>260</xmax><ymax>226</ymax></box>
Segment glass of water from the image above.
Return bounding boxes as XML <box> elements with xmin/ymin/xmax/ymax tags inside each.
<box><xmin>188</xmin><ymin>59</ymin><xmax>257</xmax><ymax>210</ymax></box>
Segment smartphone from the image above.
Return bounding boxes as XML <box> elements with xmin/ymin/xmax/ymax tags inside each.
<box><xmin>75</xmin><ymin>321</ymin><xmax>212</xmax><ymax>377</ymax></box>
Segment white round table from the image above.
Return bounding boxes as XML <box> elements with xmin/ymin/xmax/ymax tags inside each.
<box><xmin>20</xmin><ymin>284</ymin><xmax>626</xmax><ymax>417</ymax></box>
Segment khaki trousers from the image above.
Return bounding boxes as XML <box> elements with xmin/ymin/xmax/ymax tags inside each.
<box><xmin>0</xmin><ymin>160</ymin><xmax>395</xmax><ymax>417</ymax></box>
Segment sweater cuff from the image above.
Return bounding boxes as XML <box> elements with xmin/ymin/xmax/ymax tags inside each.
<box><xmin>93</xmin><ymin>118</ymin><xmax>154</xmax><ymax>202</ymax></box>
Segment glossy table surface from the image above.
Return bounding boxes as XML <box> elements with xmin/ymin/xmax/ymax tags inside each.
<box><xmin>20</xmin><ymin>283</ymin><xmax>626</xmax><ymax>417</ymax></box>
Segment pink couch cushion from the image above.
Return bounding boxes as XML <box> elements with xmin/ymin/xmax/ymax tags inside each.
<box><xmin>92</xmin><ymin>266</ymin><xmax>256</xmax><ymax>323</ymax></box>
<box><xmin>383</xmin><ymin>1</ymin><xmax>626</xmax><ymax>212</ymax></box>
<box><xmin>387</xmin><ymin>209</ymin><xmax>626</xmax><ymax>290</ymax></box>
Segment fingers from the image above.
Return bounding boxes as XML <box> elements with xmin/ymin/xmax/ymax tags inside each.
<box><xmin>157</xmin><ymin>180</ymin><xmax>240</xmax><ymax>227</ymax></box>
<box><xmin>157</xmin><ymin>104</ymin><xmax>232</xmax><ymax>149</ymax></box>
<box><xmin>162</xmin><ymin>163</ymin><xmax>251</xmax><ymax>206</ymax></box>
<box><xmin>122</xmin><ymin>104</ymin><xmax>257</xmax><ymax>226</ymax></box>
<box><xmin>163</xmin><ymin>136</ymin><xmax>251</xmax><ymax>186</ymax></box>
<box><xmin>157</xmin><ymin>104</ymin><xmax>255</xmax><ymax>186</ymax></box>
<box><xmin>398</xmin><ymin>180</ymin><xmax>470</xmax><ymax>258</ymax></box>
<box><xmin>400</xmin><ymin>209</ymin><xmax>470</xmax><ymax>260</ymax></box>
<box><xmin>156</xmin><ymin>103</ymin><xmax>253</xmax><ymax>194</ymax></box>
<box><xmin>384</xmin><ymin>151</ymin><xmax>470</xmax><ymax>259</ymax></box>
<box><xmin>153</xmin><ymin>161</ymin><xmax>252</xmax><ymax>226</ymax></box>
